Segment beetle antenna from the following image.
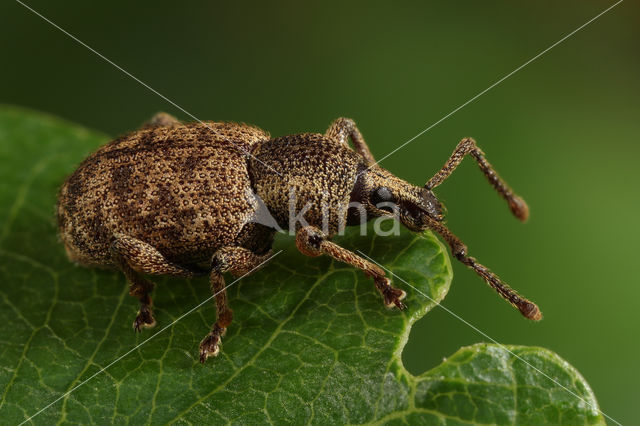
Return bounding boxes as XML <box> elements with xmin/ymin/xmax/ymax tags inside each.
<box><xmin>424</xmin><ymin>216</ymin><xmax>541</xmax><ymax>321</ymax></box>
<box><xmin>425</xmin><ymin>137</ymin><xmax>529</xmax><ymax>222</ymax></box>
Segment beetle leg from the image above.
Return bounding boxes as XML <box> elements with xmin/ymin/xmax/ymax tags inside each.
<box><xmin>325</xmin><ymin>117</ymin><xmax>376</xmax><ymax>166</ymax></box>
<box><xmin>296</xmin><ymin>226</ymin><xmax>406</xmax><ymax>310</ymax></box>
<box><xmin>110</xmin><ymin>234</ymin><xmax>206</xmax><ymax>332</ymax></box>
<box><xmin>111</xmin><ymin>250</ymin><xmax>157</xmax><ymax>332</ymax></box>
<box><xmin>111</xmin><ymin>234</ymin><xmax>207</xmax><ymax>277</ymax></box>
<box><xmin>425</xmin><ymin>137</ymin><xmax>529</xmax><ymax>222</ymax></box>
<box><xmin>199</xmin><ymin>247</ymin><xmax>273</xmax><ymax>363</ymax></box>
<box><xmin>141</xmin><ymin>111</ymin><xmax>180</xmax><ymax>128</ymax></box>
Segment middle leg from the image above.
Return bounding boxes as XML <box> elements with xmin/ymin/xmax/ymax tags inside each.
<box><xmin>199</xmin><ymin>247</ymin><xmax>273</xmax><ymax>363</ymax></box>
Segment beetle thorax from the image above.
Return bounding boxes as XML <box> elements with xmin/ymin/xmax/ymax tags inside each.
<box><xmin>248</xmin><ymin>134</ymin><xmax>364</xmax><ymax>235</ymax></box>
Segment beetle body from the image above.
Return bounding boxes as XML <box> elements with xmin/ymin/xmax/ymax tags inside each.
<box><xmin>57</xmin><ymin>114</ymin><xmax>540</xmax><ymax>363</ymax></box>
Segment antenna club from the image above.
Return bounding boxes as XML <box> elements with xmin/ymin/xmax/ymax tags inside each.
<box><xmin>509</xmin><ymin>196</ymin><xmax>530</xmax><ymax>222</ymax></box>
<box><xmin>519</xmin><ymin>301</ymin><xmax>542</xmax><ymax>321</ymax></box>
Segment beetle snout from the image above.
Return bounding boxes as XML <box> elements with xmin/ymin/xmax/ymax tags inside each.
<box><xmin>396</xmin><ymin>188</ymin><xmax>445</xmax><ymax>232</ymax></box>
<box><xmin>420</xmin><ymin>189</ymin><xmax>444</xmax><ymax>221</ymax></box>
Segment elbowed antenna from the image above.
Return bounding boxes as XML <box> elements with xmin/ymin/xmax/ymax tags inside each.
<box><xmin>424</xmin><ymin>216</ymin><xmax>542</xmax><ymax>320</ymax></box>
<box><xmin>425</xmin><ymin>137</ymin><xmax>530</xmax><ymax>222</ymax></box>
<box><xmin>420</xmin><ymin>137</ymin><xmax>539</xmax><ymax>319</ymax></box>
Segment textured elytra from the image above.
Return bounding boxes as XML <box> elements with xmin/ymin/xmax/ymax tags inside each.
<box><xmin>57</xmin><ymin>121</ymin><xmax>272</xmax><ymax>267</ymax></box>
<box><xmin>0</xmin><ymin>107</ymin><xmax>604</xmax><ymax>424</ymax></box>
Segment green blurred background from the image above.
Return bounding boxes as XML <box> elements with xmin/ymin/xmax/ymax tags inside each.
<box><xmin>1</xmin><ymin>0</ymin><xmax>637</xmax><ymax>423</ymax></box>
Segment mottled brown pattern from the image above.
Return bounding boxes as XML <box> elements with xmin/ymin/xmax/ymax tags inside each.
<box><xmin>57</xmin><ymin>121</ymin><xmax>271</xmax><ymax>267</ymax></box>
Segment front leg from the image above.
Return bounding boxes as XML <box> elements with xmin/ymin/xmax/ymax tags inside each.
<box><xmin>325</xmin><ymin>118</ymin><xmax>376</xmax><ymax>166</ymax></box>
<box><xmin>295</xmin><ymin>226</ymin><xmax>406</xmax><ymax>309</ymax></box>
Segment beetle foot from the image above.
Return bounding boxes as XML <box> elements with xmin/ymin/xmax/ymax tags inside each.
<box><xmin>199</xmin><ymin>325</ymin><xmax>226</xmax><ymax>363</ymax></box>
<box><xmin>133</xmin><ymin>305</ymin><xmax>156</xmax><ymax>332</ymax></box>
<box><xmin>375</xmin><ymin>277</ymin><xmax>407</xmax><ymax>310</ymax></box>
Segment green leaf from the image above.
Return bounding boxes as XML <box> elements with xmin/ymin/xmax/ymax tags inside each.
<box><xmin>0</xmin><ymin>106</ymin><xmax>603</xmax><ymax>424</ymax></box>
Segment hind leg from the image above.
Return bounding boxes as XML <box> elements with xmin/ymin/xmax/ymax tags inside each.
<box><xmin>199</xmin><ymin>247</ymin><xmax>272</xmax><ymax>363</ymax></box>
<box><xmin>141</xmin><ymin>112</ymin><xmax>180</xmax><ymax>128</ymax></box>
<box><xmin>110</xmin><ymin>234</ymin><xmax>203</xmax><ymax>331</ymax></box>
<box><xmin>112</xmin><ymin>256</ymin><xmax>156</xmax><ymax>331</ymax></box>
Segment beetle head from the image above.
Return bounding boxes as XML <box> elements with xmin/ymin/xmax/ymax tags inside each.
<box><xmin>350</xmin><ymin>166</ymin><xmax>444</xmax><ymax>231</ymax></box>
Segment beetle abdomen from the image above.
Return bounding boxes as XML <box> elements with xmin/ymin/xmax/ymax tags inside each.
<box><xmin>57</xmin><ymin>122</ymin><xmax>269</xmax><ymax>267</ymax></box>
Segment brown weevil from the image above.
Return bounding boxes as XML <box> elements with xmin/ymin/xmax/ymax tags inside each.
<box><xmin>57</xmin><ymin>113</ymin><xmax>541</xmax><ymax>363</ymax></box>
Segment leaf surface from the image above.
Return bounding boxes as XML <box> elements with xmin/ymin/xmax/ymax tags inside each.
<box><xmin>0</xmin><ymin>106</ymin><xmax>603</xmax><ymax>424</ymax></box>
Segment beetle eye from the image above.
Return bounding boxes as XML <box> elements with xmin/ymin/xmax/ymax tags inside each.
<box><xmin>371</xmin><ymin>187</ymin><xmax>394</xmax><ymax>211</ymax></box>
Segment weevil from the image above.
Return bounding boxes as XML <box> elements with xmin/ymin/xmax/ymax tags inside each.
<box><xmin>57</xmin><ymin>113</ymin><xmax>541</xmax><ymax>363</ymax></box>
